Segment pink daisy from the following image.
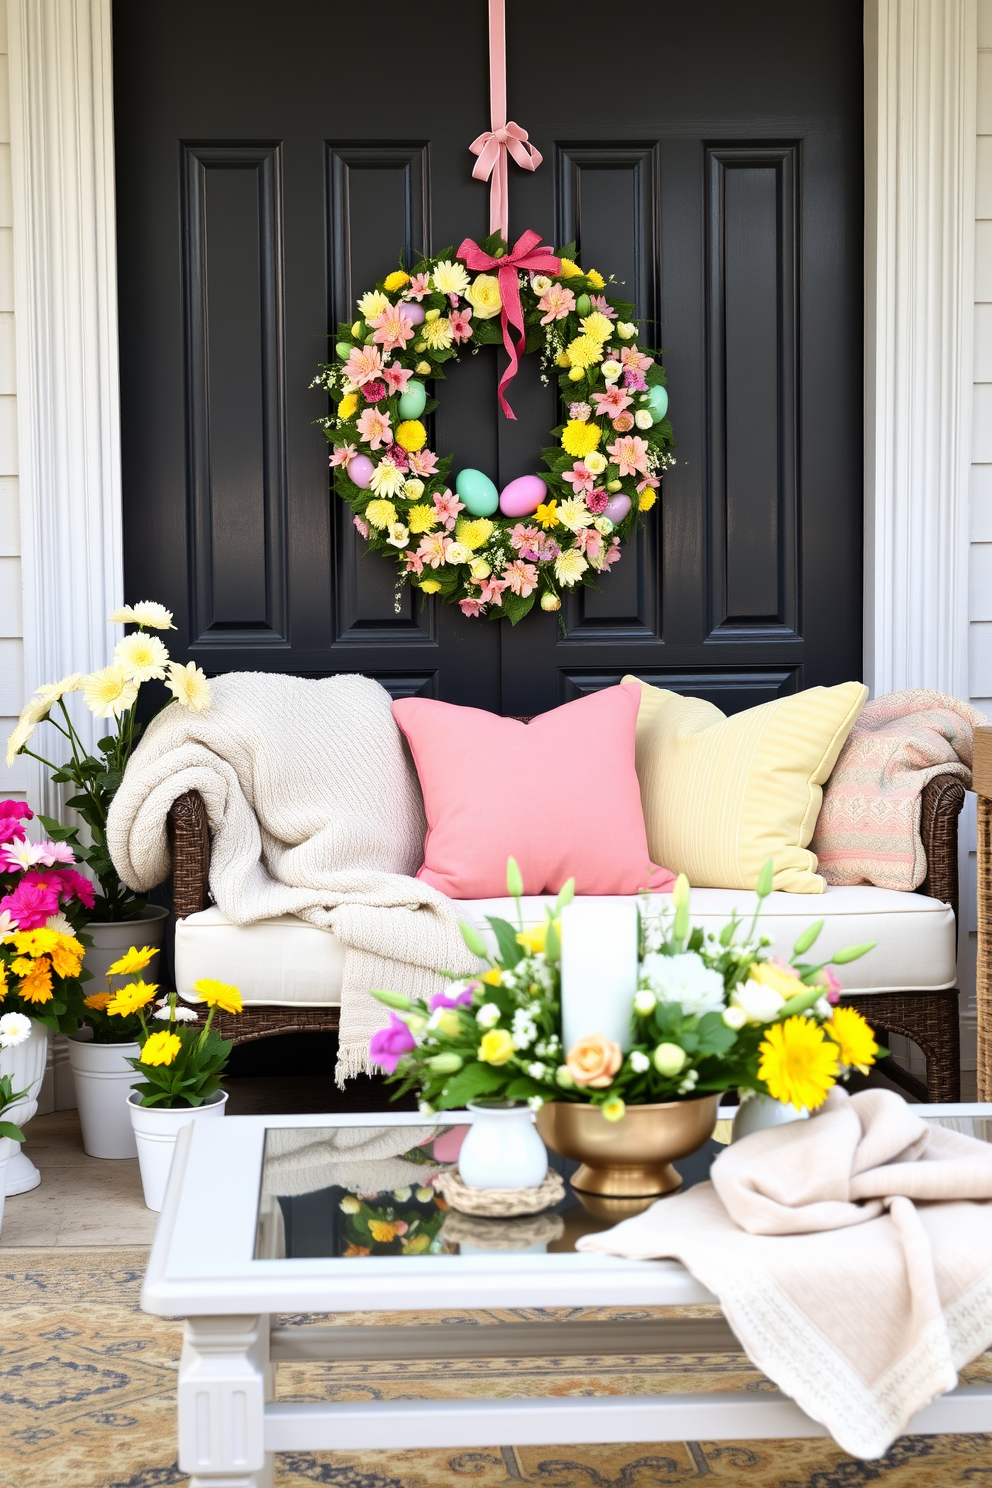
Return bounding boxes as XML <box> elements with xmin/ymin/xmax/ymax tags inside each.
<box><xmin>478</xmin><ymin>576</ymin><xmax>508</xmax><ymax>607</ymax></box>
<box><xmin>344</xmin><ymin>344</ymin><xmax>385</xmax><ymax>387</ymax></box>
<box><xmin>449</xmin><ymin>306</ymin><xmax>473</xmax><ymax>343</ymax></box>
<box><xmin>592</xmin><ymin>386</ymin><xmax>632</xmax><ymax>417</ymax></box>
<box><xmin>562</xmin><ymin>461</ymin><xmax>596</xmax><ymax>494</ymax></box>
<box><xmin>612</xmin><ymin>412</ymin><xmax>635</xmax><ymax>432</ymax></box>
<box><xmin>569</xmin><ymin>401</ymin><xmax>592</xmax><ymax>421</ymax></box>
<box><xmin>510</xmin><ymin>523</ymin><xmax>540</xmax><ymax>552</ymax></box>
<box><xmin>330</xmin><ymin>442</ymin><xmax>357</xmax><ymax>467</ymax></box>
<box><xmin>409</xmin><ymin>448</ymin><xmax>439</xmax><ymax>477</ymax></box>
<box><xmin>503</xmin><ymin>560</ymin><xmax>538</xmax><ymax>597</ymax></box>
<box><xmin>586</xmin><ymin>488</ymin><xmax>609</xmax><ymax>514</ymax></box>
<box><xmin>382</xmin><ymin>362</ymin><xmax>414</xmax><ymax>394</ymax></box>
<box><xmin>353</xmin><ymin>515</ymin><xmax>370</xmax><ymax>539</ymax></box>
<box><xmin>432</xmin><ymin>490</ymin><xmax>464</xmax><ymax>530</ymax></box>
<box><xmin>404</xmin><ymin>272</ymin><xmax>431</xmax><ymax>301</ymax></box>
<box><xmin>404</xmin><ymin>549</ymin><xmax>424</xmax><ymax>574</ymax></box>
<box><xmin>459</xmin><ymin>597</ymin><xmax>484</xmax><ymax>618</ymax></box>
<box><xmin>417</xmin><ymin>532</ymin><xmax>452</xmax><ymax>568</ymax></box>
<box><xmin>356</xmin><ymin>407</ymin><xmax>392</xmax><ymax>449</ymax></box>
<box><xmin>538</xmin><ymin>284</ymin><xmax>575</xmax><ymax>324</ymax></box>
<box><xmin>590</xmin><ymin>295</ymin><xmax>618</xmax><ymax>320</ymax></box>
<box><xmin>362</xmin><ymin>380</ymin><xmax>388</xmax><ymax>403</ymax></box>
<box><xmin>371</xmin><ymin>304</ymin><xmax>416</xmax><ymax>353</ymax></box>
<box><xmin>607</xmin><ymin>434</ymin><xmax>650</xmax><ymax>477</ymax></box>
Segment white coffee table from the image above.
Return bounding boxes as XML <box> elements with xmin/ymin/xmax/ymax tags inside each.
<box><xmin>142</xmin><ymin>1104</ymin><xmax>992</xmax><ymax>1488</ymax></box>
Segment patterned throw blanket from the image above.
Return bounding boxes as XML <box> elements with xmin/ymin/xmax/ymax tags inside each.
<box><xmin>811</xmin><ymin>689</ymin><xmax>988</xmax><ymax>890</ymax></box>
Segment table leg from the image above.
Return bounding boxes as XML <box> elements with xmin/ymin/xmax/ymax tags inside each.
<box><xmin>178</xmin><ymin>1314</ymin><xmax>274</xmax><ymax>1488</ymax></box>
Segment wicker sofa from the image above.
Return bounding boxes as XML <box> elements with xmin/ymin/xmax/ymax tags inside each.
<box><xmin>166</xmin><ymin>774</ymin><xmax>967</xmax><ymax>1103</ymax></box>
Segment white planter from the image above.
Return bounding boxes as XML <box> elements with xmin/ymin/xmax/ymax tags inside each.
<box><xmin>68</xmin><ymin>1037</ymin><xmax>141</xmax><ymax>1158</ymax></box>
<box><xmin>457</xmin><ymin>1101</ymin><xmax>549</xmax><ymax>1190</ymax></box>
<box><xmin>127</xmin><ymin>1089</ymin><xmax>227</xmax><ymax>1212</ymax></box>
<box><xmin>83</xmin><ymin>905</ymin><xmax>170</xmax><ymax>991</ymax></box>
<box><xmin>732</xmin><ymin>1093</ymin><xmax>809</xmax><ymax>1143</ymax></box>
<box><xmin>0</xmin><ymin>1134</ymin><xmax>15</xmax><ymax>1235</ymax></box>
<box><xmin>0</xmin><ymin>1020</ymin><xmax>48</xmax><ymax>1195</ymax></box>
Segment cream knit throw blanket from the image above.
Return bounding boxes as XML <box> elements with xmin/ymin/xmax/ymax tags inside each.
<box><xmin>106</xmin><ymin>672</ymin><xmax>478</xmax><ymax>1081</ymax></box>
<box><xmin>576</xmin><ymin>1088</ymin><xmax>992</xmax><ymax>1458</ymax></box>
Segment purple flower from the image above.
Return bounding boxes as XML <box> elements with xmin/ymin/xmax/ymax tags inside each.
<box><xmin>623</xmin><ymin>369</ymin><xmax>648</xmax><ymax>391</ymax></box>
<box><xmin>429</xmin><ymin>984</ymin><xmax>476</xmax><ymax>1012</ymax></box>
<box><xmin>369</xmin><ymin>1013</ymin><xmax>417</xmax><ymax>1073</ymax></box>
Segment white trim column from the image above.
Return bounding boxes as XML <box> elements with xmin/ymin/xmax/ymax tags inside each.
<box><xmin>864</xmin><ymin>0</ymin><xmax>977</xmax><ymax>700</ymax></box>
<box><xmin>6</xmin><ymin>0</ymin><xmax>122</xmax><ymax>817</ymax></box>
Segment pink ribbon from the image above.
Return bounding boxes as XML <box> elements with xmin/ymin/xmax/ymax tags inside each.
<box><xmin>469</xmin><ymin>0</ymin><xmax>542</xmax><ymax>241</ymax></box>
<box><xmin>457</xmin><ymin>230</ymin><xmax>561</xmax><ymax>420</ymax></box>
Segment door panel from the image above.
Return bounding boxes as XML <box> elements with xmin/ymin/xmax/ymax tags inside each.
<box><xmin>114</xmin><ymin>0</ymin><xmax>863</xmax><ymax>715</ymax></box>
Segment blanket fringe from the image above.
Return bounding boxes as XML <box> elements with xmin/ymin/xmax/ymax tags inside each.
<box><xmin>335</xmin><ymin>1041</ymin><xmax>380</xmax><ymax>1089</ymax></box>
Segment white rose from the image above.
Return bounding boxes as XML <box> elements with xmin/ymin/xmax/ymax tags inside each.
<box><xmin>616</xmin><ymin>322</ymin><xmax>636</xmax><ymax>340</ymax></box>
<box><xmin>629</xmin><ymin>1049</ymin><xmax>650</xmax><ymax>1073</ymax></box>
<box><xmin>602</xmin><ymin>360</ymin><xmax>622</xmax><ymax>382</ymax></box>
<box><xmin>445</xmin><ymin>541</ymin><xmax>472</xmax><ymax>564</ymax></box>
<box><xmin>634</xmin><ymin>410</ymin><xmax>653</xmax><ymax>430</ymax></box>
<box><xmin>584</xmin><ymin>451</ymin><xmax>607</xmax><ymax>475</ymax></box>
<box><xmin>531</xmin><ymin>273</ymin><xmax>552</xmax><ymax>295</ymax></box>
<box><xmin>730</xmin><ymin>979</ymin><xmax>786</xmax><ymax>1025</ymax></box>
<box><xmin>476</xmin><ymin>1002</ymin><xmax>501</xmax><ymax>1028</ymax></box>
<box><xmin>404</xmin><ymin>478</ymin><xmax>424</xmax><ymax>499</ymax></box>
<box><xmin>633</xmin><ymin>989</ymin><xmax>656</xmax><ymax>1015</ymax></box>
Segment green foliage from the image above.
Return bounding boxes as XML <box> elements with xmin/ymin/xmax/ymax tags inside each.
<box><xmin>129</xmin><ymin>1027</ymin><xmax>231</xmax><ymax>1109</ymax></box>
<box><xmin>0</xmin><ymin>1074</ymin><xmax>27</xmax><ymax>1142</ymax></box>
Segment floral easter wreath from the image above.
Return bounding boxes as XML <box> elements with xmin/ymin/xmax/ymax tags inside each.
<box><xmin>314</xmin><ymin>230</ymin><xmax>675</xmax><ymax>622</ymax></box>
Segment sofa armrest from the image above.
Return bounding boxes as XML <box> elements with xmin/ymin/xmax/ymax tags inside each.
<box><xmin>918</xmin><ymin>774</ymin><xmax>965</xmax><ymax>920</ymax></box>
<box><xmin>168</xmin><ymin>790</ymin><xmax>211</xmax><ymax>920</ymax></box>
<box><xmin>975</xmin><ymin>726</ymin><xmax>992</xmax><ymax>1100</ymax></box>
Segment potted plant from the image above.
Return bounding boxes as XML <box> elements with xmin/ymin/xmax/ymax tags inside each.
<box><xmin>0</xmin><ymin>1016</ymin><xmax>32</xmax><ymax>1236</ymax></box>
<box><xmin>124</xmin><ymin>978</ymin><xmax>242</xmax><ymax>1211</ymax></box>
<box><xmin>4</xmin><ymin>601</ymin><xmax>212</xmax><ymax>980</ymax></box>
<box><xmin>0</xmin><ymin>805</ymin><xmax>92</xmax><ymax>1194</ymax></box>
<box><xmin>369</xmin><ymin>859</ymin><xmax>881</xmax><ymax>1197</ymax></box>
<box><xmin>68</xmin><ymin>944</ymin><xmax>161</xmax><ymax>1159</ymax></box>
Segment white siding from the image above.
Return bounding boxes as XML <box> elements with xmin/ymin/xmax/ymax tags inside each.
<box><xmin>0</xmin><ymin>1</ymin><xmax>23</xmax><ymax>796</ymax></box>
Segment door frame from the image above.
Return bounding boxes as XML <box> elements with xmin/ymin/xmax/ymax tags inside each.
<box><xmin>5</xmin><ymin>0</ymin><xmax>978</xmax><ymax>811</ymax></box>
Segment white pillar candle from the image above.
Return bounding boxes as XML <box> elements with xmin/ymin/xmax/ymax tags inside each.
<box><xmin>560</xmin><ymin>899</ymin><xmax>639</xmax><ymax>1055</ymax></box>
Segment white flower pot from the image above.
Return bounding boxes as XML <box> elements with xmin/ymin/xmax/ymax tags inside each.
<box><xmin>127</xmin><ymin>1088</ymin><xmax>227</xmax><ymax>1211</ymax></box>
<box><xmin>0</xmin><ymin>1020</ymin><xmax>48</xmax><ymax>1195</ymax></box>
<box><xmin>458</xmin><ymin>1101</ymin><xmax>549</xmax><ymax>1190</ymax></box>
<box><xmin>0</xmin><ymin>1134</ymin><xmax>15</xmax><ymax>1235</ymax></box>
<box><xmin>83</xmin><ymin>905</ymin><xmax>170</xmax><ymax>990</ymax></box>
<box><xmin>68</xmin><ymin>1037</ymin><xmax>141</xmax><ymax>1158</ymax></box>
<box><xmin>731</xmin><ymin>1093</ymin><xmax>809</xmax><ymax>1142</ymax></box>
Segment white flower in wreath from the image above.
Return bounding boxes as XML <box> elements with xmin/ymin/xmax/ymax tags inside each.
<box><xmin>729</xmin><ymin>979</ymin><xmax>788</xmax><ymax>1026</ymax></box>
<box><xmin>531</xmin><ymin>273</ymin><xmax>553</xmax><ymax>296</ymax></box>
<box><xmin>628</xmin><ymin>1049</ymin><xmax>651</xmax><ymax>1073</ymax></box>
<box><xmin>445</xmin><ymin>541</ymin><xmax>472</xmax><ymax>565</ymax></box>
<box><xmin>601</xmin><ymin>359</ymin><xmax>622</xmax><ymax>383</ymax></box>
<box><xmin>634</xmin><ymin>410</ymin><xmax>653</xmax><ymax>430</ymax></box>
<box><xmin>640</xmin><ymin>951</ymin><xmax>725</xmax><ymax>1017</ymax></box>
<box><xmin>432</xmin><ymin>260</ymin><xmax>471</xmax><ymax>297</ymax></box>
<box><xmin>357</xmin><ymin>289</ymin><xmax>389</xmax><ymax>322</ymax></box>
<box><xmin>476</xmin><ymin>1002</ymin><xmax>501</xmax><ymax>1029</ymax></box>
<box><xmin>386</xmin><ymin>523</ymin><xmax>410</xmax><ymax>548</ymax></box>
<box><xmin>557</xmin><ymin>498</ymin><xmax>595</xmax><ymax>532</ymax></box>
<box><xmin>368</xmin><ymin>458</ymin><xmax>406</xmax><ymax>499</ymax></box>
<box><xmin>584</xmin><ymin>451</ymin><xmax>607</xmax><ymax>475</ymax></box>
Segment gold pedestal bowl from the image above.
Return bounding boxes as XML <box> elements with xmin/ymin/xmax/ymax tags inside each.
<box><xmin>536</xmin><ymin>1094</ymin><xmax>721</xmax><ymax>1198</ymax></box>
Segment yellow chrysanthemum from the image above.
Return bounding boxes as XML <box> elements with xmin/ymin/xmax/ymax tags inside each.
<box><xmin>454</xmin><ymin>518</ymin><xmax>494</xmax><ymax>551</ymax></box>
<box><xmin>418</xmin><ymin>579</ymin><xmax>441</xmax><ymax>594</ymax></box>
<box><xmin>383</xmin><ymin>270</ymin><xmax>410</xmax><ymax>293</ymax></box>
<box><xmin>824</xmin><ymin>1006</ymin><xmax>878</xmax><ymax>1074</ymax></box>
<box><xmin>565</xmin><ymin>334</ymin><xmax>605</xmax><ymax>370</ymax></box>
<box><xmin>83</xmin><ymin>991</ymin><xmax>112</xmax><ymax>1011</ymax></box>
<box><xmin>107</xmin><ymin>945</ymin><xmax>158</xmax><ymax>978</ymax></box>
<box><xmin>140</xmin><ymin>1030</ymin><xmax>182</xmax><ymax>1067</ymax></box>
<box><xmin>557</xmin><ymin>498</ymin><xmax>595</xmax><ymax>532</ymax></box>
<box><xmin>639</xmin><ymin>490</ymin><xmax>657</xmax><ymax>512</ymax></box>
<box><xmin>166</xmin><ymin>660</ymin><xmax>212</xmax><ymax>712</ymax></box>
<box><xmin>478</xmin><ymin>1028</ymin><xmax>515</xmax><ymax>1065</ymax></box>
<box><xmin>554</xmin><ymin>549</ymin><xmax>589</xmax><ymax>587</ymax></box>
<box><xmin>357</xmin><ymin>289</ymin><xmax>389</xmax><ymax>322</ymax></box>
<box><xmin>114</xmin><ymin>631</ymin><xmax>170</xmax><ymax>683</ymax></box>
<box><xmin>365</xmin><ymin>499</ymin><xmax>397</xmax><ymax>530</ymax></box>
<box><xmin>193</xmin><ymin>978</ymin><xmax>243</xmax><ymax>1015</ymax></box>
<box><xmin>11</xmin><ymin>957</ymin><xmax>35</xmax><ymax>975</ymax></box>
<box><xmin>431</xmin><ymin>260</ymin><xmax>470</xmax><ymax>297</ymax></box>
<box><xmin>420</xmin><ymin>317</ymin><xmax>453</xmax><ymax>351</ymax></box>
<box><xmin>581</xmin><ymin>311</ymin><xmax>613</xmax><ymax>342</ymax></box>
<box><xmin>561</xmin><ymin>419</ymin><xmax>602</xmax><ymax>458</ymax></box>
<box><xmin>338</xmin><ymin>392</ymin><xmax>359</xmax><ymax>419</ymax></box>
<box><xmin>558</xmin><ymin>258</ymin><xmax>581</xmax><ymax>278</ymax></box>
<box><xmin>757</xmin><ymin>1016</ymin><xmax>840</xmax><ymax>1111</ymax></box>
<box><xmin>49</xmin><ymin>936</ymin><xmax>84</xmax><ymax>979</ymax></box>
<box><xmin>406</xmin><ymin>504</ymin><xmax>437</xmax><ymax>534</ymax></box>
<box><xmin>84</xmin><ymin>665</ymin><xmax>138</xmax><ymax>720</ymax></box>
<box><xmin>586</xmin><ymin>269</ymin><xmax>606</xmax><ymax>288</ymax></box>
<box><xmin>19</xmin><ymin>961</ymin><xmax>54</xmax><ymax>1003</ymax></box>
<box><xmin>106</xmin><ymin>980</ymin><xmax>158</xmax><ymax>1018</ymax></box>
<box><xmin>395</xmin><ymin>419</ymin><xmax>427</xmax><ymax>451</ymax></box>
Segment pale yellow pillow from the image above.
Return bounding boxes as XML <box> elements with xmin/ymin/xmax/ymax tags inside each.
<box><xmin>623</xmin><ymin>678</ymin><xmax>868</xmax><ymax>894</ymax></box>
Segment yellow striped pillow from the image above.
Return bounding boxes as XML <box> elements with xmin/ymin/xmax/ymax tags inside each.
<box><xmin>623</xmin><ymin>678</ymin><xmax>868</xmax><ymax>893</ymax></box>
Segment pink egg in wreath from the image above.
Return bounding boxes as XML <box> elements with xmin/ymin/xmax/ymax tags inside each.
<box><xmin>399</xmin><ymin>302</ymin><xmax>426</xmax><ymax>326</ymax></box>
<box><xmin>499</xmin><ymin>474</ymin><xmax>547</xmax><ymax>518</ymax></box>
<box><xmin>604</xmin><ymin>493</ymin><xmax>632</xmax><ymax>525</ymax></box>
<box><xmin>347</xmin><ymin>454</ymin><xmax>375</xmax><ymax>490</ymax></box>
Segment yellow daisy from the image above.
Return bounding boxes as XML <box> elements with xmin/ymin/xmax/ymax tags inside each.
<box><xmin>83</xmin><ymin>991</ymin><xmax>113</xmax><ymax>1011</ymax></box>
<box><xmin>193</xmin><ymin>978</ymin><xmax>243</xmax><ymax>1015</ymax></box>
<box><xmin>560</xmin><ymin>420</ymin><xmax>602</xmax><ymax>459</ymax></box>
<box><xmin>383</xmin><ymin>270</ymin><xmax>410</xmax><ymax>293</ymax></box>
<box><xmin>114</xmin><ymin>632</ymin><xmax>170</xmax><ymax>682</ymax></box>
<box><xmin>824</xmin><ymin>1006</ymin><xmax>878</xmax><ymax>1074</ymax></box>
<box><xmin>454</xmin><ymin>518</ymin><xmax>494</xmax><ymax>551</ymax></box>
<box><xmin>534</xmin><ymin>500</ymin><xmax>560</xmax><ymax>529</ymax></box>
<box><xmin>166</xmin><ymin>661</ymin><xmax>212</xmax><ymax>712</ymax></box>
<box><xmin>581</xmin><ymin>311</ymin><xmax>613</xmax><ymax>342</ymax></box>
<box><xmin>586</xmin><ymin>269</ymin><xmax>606</xmax><ymax>288</ymax></box>
<box><xmin>757</xmin><ymin>1017</ymin><xmax>839</xmax><ymax>1111</ymax></box>
<box><xmin>140</xmin><ymin>1030</ymin><xmax>182</xmax><ymax>1066</ymax></box>
<box><xmin>107</xmin><ymin>945</ymin><xmax>158</xmax><ymax>977</ymax></box>
<box><xmin>83</xmin><ymin>666</ymin><xmax>139</xmax><ymax>720</ymax></box>
<box><xmin>106</xmin><ymin>980</ymin><xmax>158</xmax><ymax>1018</ymax></box>
<box><xmin>558</xmin><ymin>258</ymin><xmax>582</xmax><ymax>278</ymax></box>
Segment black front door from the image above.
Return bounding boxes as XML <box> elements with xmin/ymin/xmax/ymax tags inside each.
<box><xmin>114</xmin><ymin>0</ymin><xmax>863</xmax><ymax>715</ymax></box>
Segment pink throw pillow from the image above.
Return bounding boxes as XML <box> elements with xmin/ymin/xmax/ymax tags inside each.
<box><xmin>392</xmin><ymin>683</ymin><xmax>674</xmax><ymax>898</ymax></box>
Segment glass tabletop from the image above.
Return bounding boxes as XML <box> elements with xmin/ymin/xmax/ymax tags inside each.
<box><xmin>254</xmin><ymin>1108</ymin><xmax>992</xmax><ymax>1262</ymax></box>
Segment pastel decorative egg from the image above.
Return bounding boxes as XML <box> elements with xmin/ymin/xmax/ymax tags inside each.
<box><xmin>646</xmin><ymin>384</ymin><xmax>669</xmax><ymax>421</ymax></box>
<box><xmin>455</xmin><ymin>467</ymin><xmax>500</xmax><ymax>517</ymax></box>
<box><xmin>335</xmin><ymin>341</ymin><xmax>352</xmax><ymax>359</ymax></box>
<box><xmin>397</xmin><ymin>380</ymin><xmax>427</xmax><ymax>420</ymax></box>
<box><xmin>575</xmin><ymin>293</ymin><xmax>592</xmax><ymax>317</ymax></box>
<box><xmin>499</xmin><ymin>474</ymin><xmax>547</xmax><ymax>518</ymax></box>
<box><xmin>398</xmin><ymin>302</ymin><xmax>426</xmax><ymax>326</ymax></box>
<box><xmin>347</xmin><ymin>454</ymin><xmax>375</xmax><ymax>490</ymax></box>
<box><xmin>604</xmin><ymin>494</ymin><xmax>632</xmax><ymax>524</ymax></box>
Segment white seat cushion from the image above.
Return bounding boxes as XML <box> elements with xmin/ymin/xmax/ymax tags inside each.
<box><xmin>175</xmin><ymin>884</ymin><xmax>955</xmax><ymax>1006</ymax></box>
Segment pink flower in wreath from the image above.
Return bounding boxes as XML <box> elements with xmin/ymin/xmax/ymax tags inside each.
<box><xmin>607</xmin><ymin>434</ymin><xmax>650</xmax><ymax>477</ymax></box>
<box><xmin>344</xmin><ymin>344</ymin><xmax>385</xmax><ymax>387</ymax></box>
<box><xmin>55</xmin><ymin>867</ymin><xmax>95</xmax><ymax>909</ymax></box>
<box><xmin>576</xmin><ymin>527</ymin><xmax>604</xmax><ymax>560</ymax></box>
<box><xmin>404</xmin><ymin>549</ymin><xmax>424</xmax><ymax>574</ymax></box>
<box><xmin>409</xmin><ymin>448</ymin><xmax>439</xmax><ymax>477</ymax></box>
<box><xmin>590</xmin><ymin>295</ymin><xmax>618</xmax><ymax>320</ymax></box>
<box><xmin>432</xmin><ymin>490</ymin><xmax>464</xmax><ymax>529</ymax></box>
<box><xmin>477</xmin><ymin>576</ymin><xmax>508</xmax><ymax>607</ymax></box>
<box><xmin>585</xmin><ymin>488</ymin><xmax>609</xmax><ymax>514</ymax></box>
<box><xmin>637</xmin><ymin>474</ymin><xmax>661</xmax><ymax>495</ymax></box>
<box><xmin>382</xmin><ymin>362</ymin><xmax>414</xmax><ymax>395</ymax></box>
<box><xmin>449</xmin><ymin>306</ymin><xmax>473</xmax><ymax>343</ymax></box>
<box><xmin>602</xmin><ymin>537</ymin><xmax>622</xmax><ymax>568</ymax></box>
<box><xmin>510</xmin><ymin>523</ymin><xmax>540</xmax><ymax>552</ymax></box>
<box><xmin>356</xmin><ymin>407</ymin><xmax>392</xmax><ymax>449</ymax></box>
<box><xmin>386</xmin><ymin>442</ymin><xmax>410</xmax><ymax>471</ymax></box>
<box><xmin>371</xmin><ymin>304</ymin><xmax>416</xmax><ymax>353</ymax></box>
<box><xmin>623</xmin><ymin>368</ymin><xmax>648</xmax><ymax>392</ymax></box>
<box><xmin>562</xmin><ymin>461</ymin><xmax>596</xmax><ymax>494</ymax></box>
<box><xmin>330</xmin><ymin>442</ymin><xmax>357</xmax><ymax>467</ymax></box>
<box><xmin>538</xmin><ymin>284</ymin><xmax>575</xmax><ymax>324</ymax></box>
<box><xmin>621</xmin><ymin>345</ymin><xmax>654</xmax><ymax>373</ymax></box>
<box><xmin>593</xmin><ymin>385</ymin><xmax>632</xmax><ymax>417</ymax></box>
<box><xmin>369</xmin><ymin>1013</ymin><xmax>416</xmax><ymax>1073</ymax></box>
<box><xmin>504</xmin><ymin>559</ymin><xmax>538</xmax><ymax>597</ymax></box>
<box><xmin>354</xmin><ymin>515</ymin><xmax>370</xmax><ymax>539</ymax></box>
<box><xmin>459</xmin><ymin>596</ymin><xmax>484</xmax><ymax>618</ymax></box>
<box><xmin>404</xmin><ymin>272</ymin><xmax>431</xmax><ymax>301</ymax></box>
<box><xmin>1</xmin><ymin>877</ymin><xmax>60</xmax><ymax>929</ymax></box>
<box><xmin>569</xmin><ymin>401</ymin><xmax>592</xmax><ymax>421</ymax></box>
<box><xmin>418</xmin><ymin>532</ymin><xmax>452</xmax><ymax>568</ymax></box>
<box><xmin>612</xmin><ymin>413</ymin><xmax>635</xmax><ymax>433</ymax></box>
<box><xmin>362</xmin><ymin>380</ymin><xmax>388</xmax><ymax>403</ymax></box>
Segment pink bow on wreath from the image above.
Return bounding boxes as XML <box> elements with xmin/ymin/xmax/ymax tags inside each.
<box><xmin>468</xmin><ymin>0</ymin><xmax>542</xmax><ymax>243</ymax></box>
<box><xmin>457</xmin><ymin>230</ymin><xmax>561</xmax><ymax>420</ymax></box>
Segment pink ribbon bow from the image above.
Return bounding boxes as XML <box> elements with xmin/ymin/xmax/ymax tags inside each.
<box><xmin>457</xmin><ymin>230</ymin><xmax>561</xmax><ymax>420</ymax></box>
<box><xmin>469</xmin><ymin>0</ymin><xmax>542</xmax><ymax>242</ymax></box>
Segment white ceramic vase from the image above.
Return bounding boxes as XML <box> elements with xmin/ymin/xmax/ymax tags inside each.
<box><xmin>127</xmin><ymin>1089</ymin><xmax>227</xmax><ymax>1212</ymax></box>
<box><xmin>0</xmin><ymin>1019</ymin><xmax>49</xmax><ymax>1195</ymax></box>
<box><xmin>83</xmin><ymin>905</ymin><xmax>170</xmax><ymax>990</ymax></box>
<box><xmin>68</xmin><ymin>1036</ymin><xmax>141</xmax><ymax>1158</ymax></box>
<box><xmin>458</xmin><ymin>1101</ymin><xmax>549</xmax><ymax>1190</ymax></box>
<box><xmin>731</xmin><ymin>1093</ymin><xmax>809</xmax><ymax>1142</ymax></box>
<box><xmin>0</xmin><ymin>1134</ymin><xmax>16</xmax><ymax>1236</ymax></box>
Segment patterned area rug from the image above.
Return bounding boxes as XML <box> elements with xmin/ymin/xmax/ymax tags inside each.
<box><xmin>1</xmin><ymin>1247</ymin><xmax>990</xmax><ymax>1488</ymax></box>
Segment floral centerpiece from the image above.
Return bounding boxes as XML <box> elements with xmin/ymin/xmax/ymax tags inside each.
<box><xmin>369</xmin><ymin>858</ymin><xmax>879</xmax><ymax>1123</ymax></box>
<box><xmin>337</xmin><ymin>1184</ymin><xmax>450</xmax><ymax>1258</ymax></box>
<box><xmin>5</xmin><ymin>602</ymin><xmax>211</xmax><ymax>922</ymax></box>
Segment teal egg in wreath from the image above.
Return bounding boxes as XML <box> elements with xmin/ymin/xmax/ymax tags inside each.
<box><xmin>397</xmin><ymin>379</ymin><xmax>427</xmax><ymax>420</ymax></box>
<box><xmin>456</xmin><ymin>468</ymin><xmax>500</xmax><ymax>517</ymax></box>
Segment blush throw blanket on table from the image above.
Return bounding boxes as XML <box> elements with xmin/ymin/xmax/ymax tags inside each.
<box><xmin>106</xmin><ymin>672</ymin><xmax>479</xmax><ymax>1081</ymax></box>
<box><xmin>576</xmin><ymin>1089</ymin><xmax>992</xmax><ymax>1459</ymax></box>
<box><xmin>811</xmin><ymin>689</ymin><xmax>987</xmax><ymax>890</ymax></box>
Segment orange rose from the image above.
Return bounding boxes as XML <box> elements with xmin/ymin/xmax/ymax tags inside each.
<box><xmin>565</xmin><ymin>1033</ymin><xmax>623</xmax><ymax>1089</ymax></box>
